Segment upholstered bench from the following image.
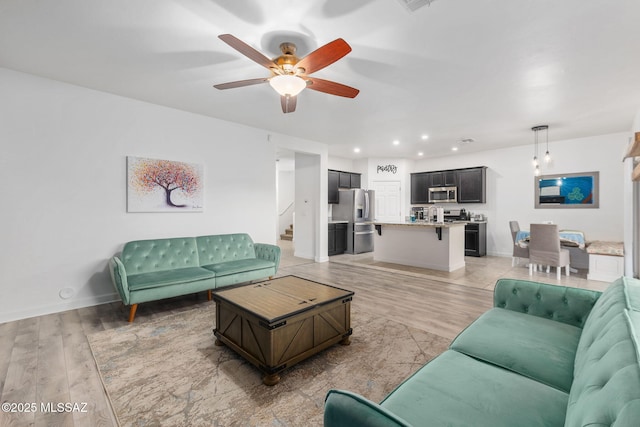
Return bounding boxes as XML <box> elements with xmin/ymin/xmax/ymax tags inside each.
<box><xmin>587</xmin><ymin>241</ymin><xmax>624</xmax><ymax>282</ymax></box>
<box><xmin>109</xmin><ymin>233</ymin><xmax>280</xmax><ymax>322</ymax></box>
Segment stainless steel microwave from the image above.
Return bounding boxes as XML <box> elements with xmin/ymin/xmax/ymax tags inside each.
<box><xmin>428</xmin><ymin>186</ymin><xmax>457</xmax><ymax>203</ymax></box>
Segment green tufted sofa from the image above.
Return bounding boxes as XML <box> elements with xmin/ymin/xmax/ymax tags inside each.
<box><xmin>324</xmin><ymin>276</ymin><xmax>640</xmax><ymax>427</ymax></box>
<box><xmin>109</xmin><ymin>233</ymin><xmax>280</xmax><ymax>322</ymax></box>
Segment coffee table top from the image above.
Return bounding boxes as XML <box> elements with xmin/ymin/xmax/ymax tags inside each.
<box><xmin>212</xmin><ymin>275</ymin><xmax>354</xmax><ymax>324</ymax></box>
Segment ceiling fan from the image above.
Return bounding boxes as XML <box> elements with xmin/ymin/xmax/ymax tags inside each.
<box><xmin>213</xmin><ymin>34</ymin><xmax>359</xmax><ymax>113</ymax></box>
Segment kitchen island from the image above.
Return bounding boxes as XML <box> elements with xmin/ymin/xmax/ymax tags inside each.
<box><xmin>373</xmin><ymin>221</ymin><xmax>466</xmax><ymax>272</ymax></box>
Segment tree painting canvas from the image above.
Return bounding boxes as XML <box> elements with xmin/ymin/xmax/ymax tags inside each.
<box><xmin>127</xmin><ymin>156</ymin><xmax>203</xmax><ymax>212</ymax></box>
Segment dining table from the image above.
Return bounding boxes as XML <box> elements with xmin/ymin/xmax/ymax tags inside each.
<box><xmin>515</xmin><ymin>230</ymin><xmax>586</xmax><ymax>249</ymax></box>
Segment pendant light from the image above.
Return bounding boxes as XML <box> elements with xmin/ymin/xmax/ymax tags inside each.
<box><xmin>532</xmin><ymin>125</ymin><xmax>549</xmax><ymax>175</ymax></box>
<box><xmin>543</xmin><ymin>126</ymin><xmax>551</xmax><ymax>163</ymax></box>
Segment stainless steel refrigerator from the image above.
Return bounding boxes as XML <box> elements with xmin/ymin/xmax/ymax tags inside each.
<box><xmin>332</xmin><ymin>189</ymin><xmax>375</xmax><ymax>254</ymax></box>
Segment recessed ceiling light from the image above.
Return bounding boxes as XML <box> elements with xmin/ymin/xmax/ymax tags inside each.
<box><xmin>393</xmin><ymin>140</ymin><xmax>400</xmax><ymax>146</ymax></box>
<box><xmin>421</xmin><ymin>134</ymin><xmax>429</xmax><ymax>140</ymax></box>
<box><xmin>418</xmin><ymin>152</ymin><xmax>424</xmax><ymax>156</ymax></box>
<box><xmin>452</xmin><ymin>146</ymin><xmax>459</xmax><ymax>151</ymax></box>
<box><xmin>354</xmin><ymin>147</ymin><xmax>361</xmax><ymax>153</ymax></box>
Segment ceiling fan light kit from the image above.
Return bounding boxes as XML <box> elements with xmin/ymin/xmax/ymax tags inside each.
<box><xmin>214</xmin><ymin>34</ymin><xmax>359</xmax><ymax>113</ymax></box>
<box><xmin>269</xmin><ymin>75</ymin><xmax>306</xmax><ymax>96</ymax></box>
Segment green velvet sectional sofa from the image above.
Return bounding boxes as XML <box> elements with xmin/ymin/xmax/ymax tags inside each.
<box><xmin>324</xmin><ymin>277</ymin><xmax>640</xmax><ymax>427</ymax></box>
<box><xmin>109</xmin><ymin>233</ymin><xmax>280</xmax><ymax>322</ymax></box>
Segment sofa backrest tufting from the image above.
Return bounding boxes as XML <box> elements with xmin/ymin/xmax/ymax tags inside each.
<box><xmin>493</xmin><ymin>278</ymin><xmax>601</xmax><ymax>329</ymax></box>
<box><xmin>196</xmin><ymin>234</ymin><xmax>256</xmax><ymax>265</ymax></box>
<box><xmin>565</xmin><ymin>277</ymin><xmax>640</xmax><ymax>427</ymax></box>
<box><xmin>121</xmin><ymin>237</ymin><xmax>200</xmax><ymax>275</ymax></box>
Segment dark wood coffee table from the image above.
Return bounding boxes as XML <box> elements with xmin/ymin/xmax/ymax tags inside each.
<box><xmin>212</xmin><ymin>275</ymin><xmax>354</xmax><ymax>385</ymax></box>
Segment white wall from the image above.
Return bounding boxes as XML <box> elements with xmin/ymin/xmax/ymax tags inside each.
<box><xmin>413</xmin><ymin>133</ymin><xmax>629</xmax><ymax>257</ymax></box>
<box><xmin>294</xmin><ymin>153</ymin><xmax>322</xmax><ymax>260</ymax></box>
<box><xmin>0</xmin><ymin>68</ymin><xmax>286</xmax><ymax>323</ymax></box>
<box><xmin>273</xmin><ymin>134</ymin><xmax>329</xmax><ymax>263</ymax></box>
<box><xmin>328</xmin><ymin>157</ymin><xmax>354</xmax><ymax>172</ymax></box>
<box><xmin>625</xmin><ymin>110</ymin><xmax>640</xmax><ymax>276</ymax></box>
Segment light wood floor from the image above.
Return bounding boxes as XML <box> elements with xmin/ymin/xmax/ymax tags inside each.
<box><xmin>0</xmin><ymin>241</ymin><xmax>610</xmax><ymax>426</ymax></box>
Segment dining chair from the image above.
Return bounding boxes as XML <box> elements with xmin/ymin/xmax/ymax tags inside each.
<box><xmin>509</xmin><ymin>221</ymin><xmax>529</xmax><ymax>267</ymax></box>
<box><xmin>528</xmin><ymin>223</ymin><xmax>570</xmax><ymax>280</ymax></box>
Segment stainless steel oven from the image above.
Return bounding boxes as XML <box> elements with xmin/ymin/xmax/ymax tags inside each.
<box><xmin>428</xmin><ymin>186</ymin><xmax>457</xmax><ymax>203</ymax></box>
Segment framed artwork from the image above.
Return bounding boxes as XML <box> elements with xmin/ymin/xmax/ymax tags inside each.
<box><xmin>127</xmin><ymin>156</ymin><xmax>203</xmax><ymax>212</ymax></box>
<box><xmin>534</xmin><ymin>171</ymin><xmax>599</xmax><ymax>209</ymax></box>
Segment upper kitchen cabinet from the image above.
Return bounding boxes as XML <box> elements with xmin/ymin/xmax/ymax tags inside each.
<box><xmin>339</xmin><ymin>172</ymin><xmax>351</xmax><ymax>188</ymax></box>
<box><xmin>349</xmin><ymin>173</ymin><xmax>361</xmax><ymax>189</ymax></box>
<box><xmin>328</xmin><ymin>170</ymin><xmax>340</xmax><ymax>204</ymax></box>
<box><xmin>336</xmin><ymin>171</ymin><xmax>360</xmax><ymax>189</ymax></box>
<box><xmin>457</xmin><ymin>167</ymin><xmax>487</xmax><ymax>203</ymax></box>
<box><xmin>410</xmin><ymin>173</ymin><xmax>429</xmax><ymax>204</ymax></box>
<box><xmin>329</xmin><ymin>169</ymin><xmax>361</xmax><ymax>203</ymax></box>
<box><xmin>431</xmin><ymin>170</ymin><xmax>457</xmax><ymax>187</ymax></box>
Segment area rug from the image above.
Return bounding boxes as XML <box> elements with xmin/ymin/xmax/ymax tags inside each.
<box><xmin>88</xmin><ymin>304</ymin><xmax>450</xmax><ymax>426</ymax></box>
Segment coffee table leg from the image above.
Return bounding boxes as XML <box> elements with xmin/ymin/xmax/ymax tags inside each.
<box><xmin>340</xmin><ymin>336</ymin><xmax>351</xmax><ymax>345</ymax></box>
<box><xmin>263</xmin><ymin>373</ymin><xmax>280</xmax><ymax>386</ymax></box>
<box><xmin>214</xmin><ymin>338</ymin><xmax>225</xmax><ymax>346</ymax></box>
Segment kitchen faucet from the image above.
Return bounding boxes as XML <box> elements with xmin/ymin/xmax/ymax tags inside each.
<box><xmin>426</xmin><ymin>206</ymin><xmax>438</xmax><ymax>223</ymax></box>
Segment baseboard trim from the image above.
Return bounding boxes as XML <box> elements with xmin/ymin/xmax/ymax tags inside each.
<box><xmin>0</xmin><ymin>292</ymin><xmax>121</xmax><ymax>324</ymax></box>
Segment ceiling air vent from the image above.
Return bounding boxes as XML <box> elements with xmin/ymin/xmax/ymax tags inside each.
<box><xmin>397</xmin><ymin>0</ymin><xmax>438</xmax><ymax>12</ymax></box>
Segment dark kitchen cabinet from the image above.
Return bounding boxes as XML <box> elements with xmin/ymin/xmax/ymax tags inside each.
<box><xmin>328</xmin><ymin>223</ymin><xmax>348</xmax><ymax>256</ymax></box>
<box><xmin>412</xmin><ymin>166</ymin><xmax>487</xmax><ymax>205</ymax></box>
<box><xmin>338</xmin><ymin>172</ymin><xmax>361</xmax><ymax>188</ymax></box>
<box><xmin>328</xmin><ymin>224</ymin><xmax>335</xmax><ymax>254</ymax></box>
<box><xmin>339</xmin><ymin>172</ymin><xmax>351</xmax><ymax>188</ymax></box>
<box><xmin>431</xmin><ymin>171</ymin><xmax>457</xmax><ymax>187</ymax></box>
<box><xmin>410</xmin><ymin>173</ymin><xmax>429</xmax><ymax>204</ymax></box>
<box><xmin>350</xmin><ymin>173</ymin><xmax>361</xmax><ymax>189</ymax></box>
<box><xmin>329</xmin><ymin>169</ymin><xmax>361</xmax><ymax>203</ymax></box>
<box><xmin>465</xmin><ymin>222</ymin><xmax>486</xmax><ymax>257</ymax></box>
<box><xmin>457</xmin><ymin>167</ymin><xmax>487</xmax><ymax>203</ymax></box>
<box><xmin>328</xmin><ymin>170</ymin><xmax>339</xmax><ymax>204</ymax></box>
<box><xmin>336</xmin><ymin>223</ymin><xmax>347</xmax><ymax>253</ymax></box>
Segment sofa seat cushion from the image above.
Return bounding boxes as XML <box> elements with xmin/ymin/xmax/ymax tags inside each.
<box><xmin>450</xmin><ymin>307</ymin><xmax>581</xmax><ymax>392</ymax></box>
<box><xmin>380</xmin><ymin>350</ymin><xmax>568</xmax><ymax>427</ymax></box>
<box><xmin>128</xmin><ymin>267</ymin><xmax>215</xmax><ymax>291</ymax></box>
<box><xmin>201</xmin><ymin>258</ymin><xmax>275</xmax><ymax>276</ymax></box>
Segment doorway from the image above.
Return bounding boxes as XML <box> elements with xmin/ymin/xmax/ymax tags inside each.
<box><xmin>275</xmin><ymin>147</ymin><xmax>325</xmax><ymax>261</ymax></box>
<box><xmin>276</xmin><ymin>150</ymin><xmax>295</xmax><ymax>243</ymax></box>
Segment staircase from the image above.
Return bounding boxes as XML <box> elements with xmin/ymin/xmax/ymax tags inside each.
<box><xmin>280</xmin><ymin>224</ymin><xmax>293</xmax><ymax>241</ymax></box>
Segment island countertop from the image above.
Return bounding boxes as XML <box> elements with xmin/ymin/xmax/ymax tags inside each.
<box><xmin>373</xmin><ymin>221</ymin><xmax>466</xmax><ymax>228</ymax></box>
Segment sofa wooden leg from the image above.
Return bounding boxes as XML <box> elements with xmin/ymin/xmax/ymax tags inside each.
<box><xmin>208</xmin><ymin>290</ymin><xmax>212</xmax><ymax>301</ymax></box>
<box><xmin>269</xmin><ymin>276</ymin><xmax>273</xmax><ymax>280</ymax></box>
<box><xmin>128</xmin><ymin>304</ymin><xmax>138</xmax><ymax>323</ymax></box>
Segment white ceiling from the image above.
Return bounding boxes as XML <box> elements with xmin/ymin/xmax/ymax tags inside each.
<box><xmin>1</xmin><ymin>0</ymin><xmax>639</xmax><ymax>159</ymax></box>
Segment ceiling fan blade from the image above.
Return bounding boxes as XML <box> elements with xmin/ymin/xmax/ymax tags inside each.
<box><xmin>295</xmin><ymin>38</ymin><xmax>352</xmax><ymax>75</ymax></box>
<box><xmin>306</xmin><ymin>77</ymin><xmax>359</xmax><ymax>98</ymax></box>
<box><xmin>281</xmin><ymin>95</ymin><xmax>297</xmax><ymax>113</ymax></box>
<box><xmin>218</xmin><ymin>34</ymin><xmax>279</xmax><ymax>71</ymax></box>
<box><xmin>213</xmin><ymin>77</ymin><xmax>269</xmax><ymax>90</ymax></box>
